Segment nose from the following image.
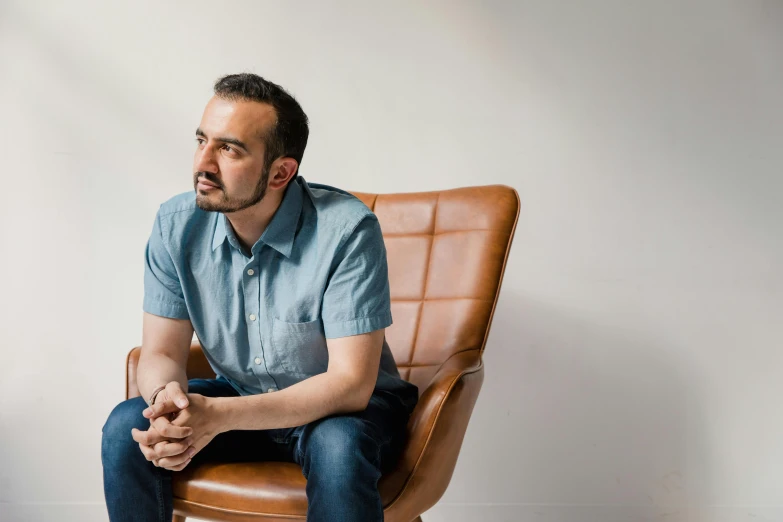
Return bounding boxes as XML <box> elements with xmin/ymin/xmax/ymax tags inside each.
<box><xmin>194</xmin><ymin>143</ymin><xmax>218</xmax><ymax>174</ymax></box>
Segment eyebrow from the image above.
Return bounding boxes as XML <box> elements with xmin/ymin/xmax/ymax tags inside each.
<box><xmin>195</xmin><ymin>128</ymin><xmax>249</xmax><ymax>152</ymax></box>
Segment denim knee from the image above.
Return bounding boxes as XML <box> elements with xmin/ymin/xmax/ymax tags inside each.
<box><xmin>102</xmin><ymin>397</ymin><xmax>149</xmax><ymax>444</ymax></box>
<box><xmin>298</xmin><ymin>417</ymin><xmax>381</xmax><ymax>479</ymax></box>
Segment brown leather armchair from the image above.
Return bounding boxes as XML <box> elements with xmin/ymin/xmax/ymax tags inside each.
<box><xmin>125</xmin><ymin>185</ymin><xmax>520</xmax><ymax>521</ymax></box>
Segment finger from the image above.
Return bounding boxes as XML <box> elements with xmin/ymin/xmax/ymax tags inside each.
<box><xmin>131</xmin><ymin>428</ymin><xmax>148</xmax><ymax>445</ymax></box>
<box><xmin>153</xmin><ymin>438</ymin><xmax>193</xmax><ymax>459</ymax></box>
<box><xmin>142</xmin><ymin>399</ymin><xmax>181</xmax><ymax>420</ymax></box>
<box><xmin>152</xmin><ymin>416</ymin><xmax>193</xmax><ymax>439</ymax></box>
<box><xmin>166</xmin><ymin>382</ymin><xmax>189</xmax><ymax>409</ymax></box>
<box><xmin>168</xmin><ymin>457</ymin><xmax>192</xmax><ymax>472</ymax></box>
<box><xmin>157</xmin><ymin>450</ymin><xmax>192</xmax><ymax>469</ymax></box>
<box><xmin>138</xmin><ymin>443</ymin><xmax>157</xmax><ymax>462</ymax></box>
<box><xmin>171</xmin><ymin>459</ymin><xmax>192</xmax><ymax>471</ymax></box>
<box><xmin>132</xmin><ymin>427</ymin><xmax>170</xmax><ymax>447</ymax></box>
<box><xmin>166</xmin><ymin>459</ymin><xmax>191</xmax><ymax>471</ymax></box>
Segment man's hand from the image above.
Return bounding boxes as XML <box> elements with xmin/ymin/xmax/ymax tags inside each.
<box><xmin>140</xmin><ymin>392</ymin><xmax>224</xmax><ymax>469</ymax></box>
<box><xmin>131</xmin><ymin>423</ymin><xmax>195</xmax><ymax>471</ymax></box>
<box><xmin>131</xmin><ymin>381</ymin><xmax>195</xmax><ymax>471</ymax></box>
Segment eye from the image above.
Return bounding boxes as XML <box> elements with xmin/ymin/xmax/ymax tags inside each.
<box><xmin>195</xmin><ymin>137</ymin><xmax>205</xmax><ymax>146</ymax></box>
<box><xmin>221</xmin><ymin>144</ymin><xmax>241</xmax><ymax>157</ymax></box>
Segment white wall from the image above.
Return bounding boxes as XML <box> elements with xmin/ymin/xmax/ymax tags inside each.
<box><xmin>1</xmin><ymin>1</ymin><xmax>781</xmax><ymax>521</ymax></box>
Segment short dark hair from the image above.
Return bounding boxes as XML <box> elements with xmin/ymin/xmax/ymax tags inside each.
<box><xmin>214</xmin><ymin>73</ymin><xmax>309</xmax><ymax>178</ymax></box>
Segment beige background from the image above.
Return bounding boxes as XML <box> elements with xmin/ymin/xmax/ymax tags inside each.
<box><xmin>1</xmin><ymin>1</ymin><xmax>782</xmax><ymax>521</ymax></box>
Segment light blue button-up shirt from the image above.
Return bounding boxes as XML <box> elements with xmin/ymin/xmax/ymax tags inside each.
<box><xmin>143</xmin><ymin>176</ymin><xmax>417</xmax><ymax>408</ymax></box>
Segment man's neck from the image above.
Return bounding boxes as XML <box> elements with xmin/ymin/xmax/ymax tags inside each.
<box><xmin>224</xmin><ymin>193</ymin><xmax>283</xmax><ymax>254</ymax></box>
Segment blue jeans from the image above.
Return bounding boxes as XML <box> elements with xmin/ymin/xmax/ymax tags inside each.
<box><xmin>101</xmin><ymin>376</ymin><xmax>416</xmax><ymax>522</ymax></box>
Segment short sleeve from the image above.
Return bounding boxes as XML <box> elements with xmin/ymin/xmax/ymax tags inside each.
<box><xmin>321</xmin><ymin>214</ymin><xmax>393</xmax><ymax>339</ymax></box>
<box><xmin>142</xmin><ymin>210</ymin><xmax>190</xmax><ymax>320</ymax></box>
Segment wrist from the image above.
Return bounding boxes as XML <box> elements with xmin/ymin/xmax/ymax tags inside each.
<box><xmin>209</xmin><ymin>396</ymin><xmax>234</xmax><ymax>434</ymax></box>
<box><xmin>147</xmin><ymin>385</ymin><xmax>167</xmax><ymax>407</ymax></box>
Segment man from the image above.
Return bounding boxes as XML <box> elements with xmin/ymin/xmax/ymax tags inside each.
<box><xmin>101</xmin><ymin>73</ymin><xmax>418</xmax><ymax>522</ymax></box>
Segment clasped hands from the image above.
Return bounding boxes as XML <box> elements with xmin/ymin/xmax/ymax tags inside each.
<box><xmin>130</xmin><ymin>382</ymin><xmax>223</xmax><ymax>471</ymax></box>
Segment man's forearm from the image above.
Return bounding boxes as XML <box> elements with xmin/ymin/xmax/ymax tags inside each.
<box><xmin>212</xmin><ymin>372</ymin><xmax>370</xmax><ymax>432</ymax></box>
<box><xmin>137</xmin><ymin>352</ymin><xmax>188</xmax><ymax>406</ymax></box>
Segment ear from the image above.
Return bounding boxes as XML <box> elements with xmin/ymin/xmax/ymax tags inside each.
<box><xmin>268</xmin><ymin>157</ymin><xmax>299</xmax><ymax>191</ymax></box>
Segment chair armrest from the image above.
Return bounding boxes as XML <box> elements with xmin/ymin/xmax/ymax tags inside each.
<box><xmin>381</xmin><ymin>349</ymin><xmax>485</xmax><ymax>518</ymax></box>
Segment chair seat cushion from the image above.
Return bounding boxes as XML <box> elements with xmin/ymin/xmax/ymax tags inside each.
<box><xmin>173</xmin><ymin>461</ymin><xmax>409</xmax><ymax>516</ymax></box>
<box><xmin>173</xmin><ymin>462</ymin><xmax>308</xmax><ymax>515</ymax></box>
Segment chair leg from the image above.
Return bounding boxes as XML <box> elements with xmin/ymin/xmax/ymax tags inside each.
<box><xmin>172</xmin><ymin>515</ymin><xmax>186</xmax><ymax>522</ymax></box>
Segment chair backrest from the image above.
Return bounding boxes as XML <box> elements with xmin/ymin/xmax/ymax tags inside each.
<box><xmin>352</xmin><ymin>186</ymin><xmax>519</xmax><ymax>393</ymax></box>
<box><xmin>126</xmin><ymin>185</ymin><xmax>519</xmax><ymax>401</ymax></box>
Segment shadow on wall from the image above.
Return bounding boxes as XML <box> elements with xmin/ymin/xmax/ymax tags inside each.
<box><xmin>446</xmin><ymin>288</ymin><xmax>703</xmax><ymax>521</ymax></box>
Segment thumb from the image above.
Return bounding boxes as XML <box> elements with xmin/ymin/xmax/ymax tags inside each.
<box><xmin>167</xmin><ymin>382</ymin><xmax>189</xmax><ymax>409</ymax></box>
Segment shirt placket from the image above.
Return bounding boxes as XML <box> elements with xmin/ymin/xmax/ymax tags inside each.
<box><xmin>243</xmin><ymin>252</ymin><xmax>278</xmax><ymax>393</ymax></box>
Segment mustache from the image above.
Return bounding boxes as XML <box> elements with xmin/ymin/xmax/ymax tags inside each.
<box><xmin>195</xmin><ymin>172</ymin><xmax>222</xmax><ymax>188</ymax></box>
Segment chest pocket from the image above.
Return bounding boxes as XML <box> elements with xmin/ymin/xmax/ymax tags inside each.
<box><xmin>271</xmin><ymin>317</ymin><xmax>329</xmax><ymax>377</ymax></box>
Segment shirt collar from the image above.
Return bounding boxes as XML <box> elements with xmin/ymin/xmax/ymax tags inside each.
<box><xmin>211</xmin><ymin>176</ymin><xmax>304</xmax><ymax>258</ymax></box>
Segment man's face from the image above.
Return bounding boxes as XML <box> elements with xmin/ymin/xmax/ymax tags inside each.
<box><xmin>193</xmin><ymin>96</ymin><xmax>277</xmax><ymax>213</ymax></box>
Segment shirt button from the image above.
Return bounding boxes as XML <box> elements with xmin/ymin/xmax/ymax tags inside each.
<box><xmin>267</xmin><ymin>387</ymin><xmax>277</xmax><ymax>393</ymax></box>
<box><xmin>249</xmin><ymin>314</ymin><xmax>256</xmax><ymax>321</ymax></box>
<box><xmin>254</xmin><ymin>357</ymin><xmax>262</xmax><ymax>365</ymax></box>
<box><xmin>247</xmin><ymin>269</ymin><xmax>254</xmax><ymax>275</ymax></box>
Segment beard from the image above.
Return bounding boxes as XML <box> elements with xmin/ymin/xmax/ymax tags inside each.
<box><xmin>194</xmin><ymin>164</ymin><xmax>270</xmax><ymax>213</ymax></box>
